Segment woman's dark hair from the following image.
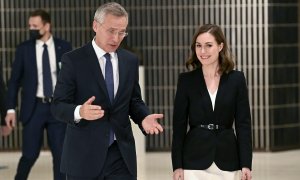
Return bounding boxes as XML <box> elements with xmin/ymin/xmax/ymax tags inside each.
<box><xmin>185</xmin><ymin>24</ymin><xmax>234</xmax><ymax>74</ymax></box>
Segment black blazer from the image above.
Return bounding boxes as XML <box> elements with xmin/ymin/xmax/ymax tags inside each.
<box><xmin>172</xmin><ymin>68</ymin><xmax>252</xmax><ymax>171</ymax></box>
<box><xmin>51</xmin><ymin>42</ymin><xmax>149</xmax><ymax>177</ymax></box>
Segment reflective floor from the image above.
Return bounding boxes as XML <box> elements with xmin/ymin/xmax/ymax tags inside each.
<box><xmin>0</xmin><ymin>150</ymin><xmax>300</xmax><ymax>180</ymax></box>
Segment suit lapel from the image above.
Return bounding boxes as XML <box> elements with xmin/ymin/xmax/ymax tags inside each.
<box><xmin>197</xmin><ymin>68</ymin><xmax>214</xmax><ymax>114</ymax></box>
<box><xmin>84</xmin><ymin>43</ymin><xmax>110</xmax><ymax>102</ymax></box>
<box><xmin>214</xmin><ymin>73</ymin><xmax>228</xmax><ymax>114</ymax></box>
<box><xmin>53</xmin><ymin>38</ymin><xmax>62</xmax><ymax>74</ymax></box>
<box><xmin>113</xmin><ymin>49</ymin><xmax>128</xmax><ymax>105</ymax></box>
<box><xmin>28</xmin><ymin>41</ymin><xmax>38</xmax><ymax>81</ymax></box>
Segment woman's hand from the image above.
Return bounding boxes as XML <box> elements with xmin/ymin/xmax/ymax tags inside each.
<box><xmin>241</xmin><ymin>167</ymin><xmax>252</xmax><ymax>180</ymax></box>
<box><xmin>173</xmin><ymin>168</ymin><xmax>184</xmax><ymax>180</ymax></box>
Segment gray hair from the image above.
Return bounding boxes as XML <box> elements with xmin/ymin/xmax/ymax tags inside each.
<box><xmin>94</xmin><ymin>2</ymin><xmax>128</xmax><ymax>24</ymax></box>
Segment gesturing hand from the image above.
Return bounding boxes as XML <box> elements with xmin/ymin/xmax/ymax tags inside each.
<box><xmin>79</xmin><ymin>96</ymin><xmax>104</xmax><ymax>120</ymax></box>
<box><xmin>142</xmin><ymin>114</ymin><xmax>164</xmax><ymax>135</ymax></box>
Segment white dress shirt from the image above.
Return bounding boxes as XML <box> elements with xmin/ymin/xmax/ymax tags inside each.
<box><xmin>74</xmin><ymin>39</ymin><xmax>119</xmax><ymax>120</ymax></box>
<box><xmin>36</xmin><ymin>36</ymin><xmax>57</xmax><ymax>98</ymax></box>
<box><xmin>7</xmin><ymin>36</ymin><xmax>56</xmax><ymax>113</ymax></box>
<box><xmin>208</xmin><ymin>89</ymin><xmax>218</xmax><ymax>111</ymax></box>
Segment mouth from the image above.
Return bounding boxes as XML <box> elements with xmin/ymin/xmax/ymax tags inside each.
<box><xmin>109</xmin><ymin>44</ymin><xmax>118</xmax><ymax>48</ymax></box>
<box><xmin>200</xmin><ymin>56</ymin><xmax>210</xmax><ymax>59</ymax></box>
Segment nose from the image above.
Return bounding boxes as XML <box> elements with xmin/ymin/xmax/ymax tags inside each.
<box><xmin>200</xmin><ymin>47</ymin><xmax>206</xmax><ymax>53</ymax></box>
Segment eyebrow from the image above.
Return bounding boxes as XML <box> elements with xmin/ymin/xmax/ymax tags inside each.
<box><xmin>195</xmin><ymin>42</ymin><xmax>213</xmax><ymax>44</ymax></box>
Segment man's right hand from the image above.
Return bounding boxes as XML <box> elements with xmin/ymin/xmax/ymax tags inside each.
<box><xmin>5</xmin><ymin>112</ymin><xmax>16</xmax><ymax>130</ymax></box>
<box><xmin>79</xmin><ymin>96</ymin><xmax>104</xmax><ymax>120</ymax></box>
<box><xmin>1</xmin><ymin>126</ymin><xmax>12</xmax><ymax>136</ymax></box>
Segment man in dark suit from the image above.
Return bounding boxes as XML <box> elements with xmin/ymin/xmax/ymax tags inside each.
<box><xmin>5</xmin><ymin>9</ymin><xmax>72</xmax><ymax>180</ymax></box>
<box><xmin>0</xmin><ymin>65</ymin><xmax>11</xmax><ymax>136</ymax></box>
<box><xmin>51</xmin><ymin>2</ymin><xmax>164</xmax><ymax>180</ymax></box>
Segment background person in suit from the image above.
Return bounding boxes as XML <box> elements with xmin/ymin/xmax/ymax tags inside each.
<box><xmin>5</xmin><ymin>9</ymin><xmax>72</xmax><ymax>180</ymax></box>
<box><xmin>51</xmin><ymin>2</ymin><xmax>164</xmax><ymax>180</ymax></box>
<box><xmin>172</xmin><ymin>24</ymin><xmax>252</xmax><ymax>180</ymax></box>
<box><xmin>0</xmin><ymin>65</ymin><xmax>11</xmax><ymax>136</ymax></box>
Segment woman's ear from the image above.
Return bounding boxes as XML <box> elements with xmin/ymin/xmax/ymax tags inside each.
<box><xmin>219</xmin><ymin>43</ymin><xmax>224</xmax><ymax>52</ymax></box>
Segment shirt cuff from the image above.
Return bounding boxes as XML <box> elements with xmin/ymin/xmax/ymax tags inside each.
<box><xmin>7</xmin><ymin>109</ymin><xmax>15</xmax><ymax>113</ymax></box>
<box><xmin>74</xmin><ymin>105</ymin><xmax>82</xmax><ymax>123</ymax></box>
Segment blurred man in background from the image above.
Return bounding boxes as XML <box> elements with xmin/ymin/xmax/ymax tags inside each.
<box><xmin>0</xmin><ymin>65</ymin><xmax>10</xmax><ymax>136</ymax></box>
<box><xmin>5</xmin><ymin>9</ymin><xmax>72</xmax><ymax>180</ymax></box>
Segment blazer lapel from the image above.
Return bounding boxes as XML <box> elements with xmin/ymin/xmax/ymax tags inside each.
<box><xmin>28</xmin><ymin>41</ymin><xmax>38</xmax><ymax>81</ymax></box>
<box><xmin>213</xmin><ymin>73</ymin><xmax>228</xmax><ymax>115</ymax></box>
<box><xmin>113</xmin><ymin>49</ymin><xmax>128</xmax><ymax>105</ymax></box>
<box><xmin>84</xmin><ymin>43</ymin><xmax>110</xmax><ymax>101</ymax></box>
<box><xmin>54</xmin><ymin>38</ymin><xmax>62</xmax><ymax>74</ymax></box>
<box><xmin>197</xmin><ymin>68</ymin><xmax>214</xmax><ymax>114</ymax></box>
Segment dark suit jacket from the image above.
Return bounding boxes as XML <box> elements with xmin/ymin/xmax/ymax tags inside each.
<box><xmin>0</xmin><ymin>66</ymin><xmax>6</xmax><ymax>125</ymax></box>
<box><xmin>172</xmin><ymin>68</ymin><xmax>252</xmax><ymax>171</ymax></box>
<box><xmin>6</xmin><ymin>38</ymin><xmax>72</xmax><ymax>124</ymax></box>
<box><xmin>51</xmin><ymin>42</ymin><xmax>149</xmax><ymax>177</ymax></box>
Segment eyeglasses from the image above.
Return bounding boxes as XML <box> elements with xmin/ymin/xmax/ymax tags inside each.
<box><xmin>97</xmin><ymin>21</ymin><xmax>128</xmax><ymax>38</ymax></box>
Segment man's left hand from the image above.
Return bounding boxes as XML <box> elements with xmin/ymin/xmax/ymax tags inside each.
<box><xmin>142</xmin><ymin>114</ymin><xmax>164</xmax><ymax>135</ymax></box>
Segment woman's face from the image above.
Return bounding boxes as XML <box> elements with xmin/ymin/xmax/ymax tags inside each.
<box><xmin>195</xmin><ymin>32</ymin><xmax>223</xmax><ymax>67</ymax></box>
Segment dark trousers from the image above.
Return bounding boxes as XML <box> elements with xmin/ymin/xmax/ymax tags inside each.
<box><xmin>15</xmin><ymin>101</ymin><xmax>66</xmax><ymax>180</ymax></box>
<box><xmin>66</xmin><ymin>142</ymin><xmax>136</xmax><ymax>180</ymax></box>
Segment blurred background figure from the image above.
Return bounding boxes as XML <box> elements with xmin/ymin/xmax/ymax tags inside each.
<box><xmin>5</xmin><ymin>9</ymin><xmax>72</xmax><ymax>180</ymax></box>
<box><xmin>0</xmin><ymin>64</ymin><xmax>11</xmax><ymax>137</ymax></box>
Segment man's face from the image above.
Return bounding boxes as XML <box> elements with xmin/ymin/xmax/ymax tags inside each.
<box><xmin>28</xmin><ymin>16</ymin><xmax>49</xmax><ymax>38</ymax></box>
<box><xmin>93</xmin><ymin>14</ymin><xmax>128</xmax><ymax>52</ymax></box>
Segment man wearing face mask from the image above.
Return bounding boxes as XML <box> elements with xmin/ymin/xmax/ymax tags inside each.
<box><xmin>5</xmin><ymin>9</ymin><xmax>72</xmax><ymax>180</ymax></box>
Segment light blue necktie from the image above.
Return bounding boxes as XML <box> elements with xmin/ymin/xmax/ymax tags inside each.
<box><xmin>42</xmin><ymin>44</ymin><xmax>53</xmax><ymax>98</ymax></box>
<box><xmin>104</xmin><ymin>53</ymin><xmax>115</xmax><ymax>146</ymax></box>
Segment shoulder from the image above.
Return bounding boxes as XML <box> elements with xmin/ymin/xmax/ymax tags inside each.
<box><xmin>226</xmin><ymin>70</ymin><xmax>247</xmax><ymax>85</ymax></box>
<box><xmin>227</xmin><ymin>70</ymin><xmax>245</xmax><ymax>79</ymax></box>
<box><xmin>63</xmin><ymin>42</ymin><xmax>89</xmax><ymax>58</ymax></box>
<box><xmin>53</xmin><ymin>37</ymin><xmax>72</xmax><ymax>48</ymax></box>
<box><xmin>176</xmin><ymin>68</ymin><xmax>201</xmax><ymax>88</ymax></box>
<box><xmin>117</xmin><ymin>48</ymin><xmax>139</xmax><ymax>60</ymax></box>
<box><xmin>116</xmin><ymin>48</ymin><xmax>140</xmax><ymax>68</ymax></box>
<box><xmin>16</xmin><ymin>39</ymin><xmax>34</xmax><ymax>49</ymax></box>
<box><xmin>178</xmin><ymin>68</ymin><xmax>200</xmax><ymax>79</ymax></box>
<box><xmin>53</xmin><ymin>37</ymin><xmax>70</xmax><ymax>44</ymax></box>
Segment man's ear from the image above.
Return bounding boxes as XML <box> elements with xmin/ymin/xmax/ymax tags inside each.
<box><xmin>92</xmin><ymin>20</ymin><xmax>98</xmax><ymax>33</ymax></box>
<box><xmin>45</xmin><ymin>23</ymin><xmax>51</xmax><ymax>32</ymax></box>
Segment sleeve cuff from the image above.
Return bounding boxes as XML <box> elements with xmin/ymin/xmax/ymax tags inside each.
<box><xmin>74</xmin><ymin>105</ymin><xmax>82</xmax><ymax>123</ymax></box>
<box><xmin>7</xmin><ymin>109</ymin><xmax>15</xmax><ymax>113</ymax></box>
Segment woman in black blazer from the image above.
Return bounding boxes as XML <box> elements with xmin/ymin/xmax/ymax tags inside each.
<box><xmin>172</xmin><ymin>24</ymin><xmax>252</xmax><ymax>180</ymax></box>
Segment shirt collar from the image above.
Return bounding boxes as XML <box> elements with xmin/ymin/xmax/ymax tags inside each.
<box><xmin>92</xmin><ymin>38</ymin><xmax>116</xmax><ymax>60</ymax></box>
<box><xmin>36</xmin><ymin>36</ymin><xmax>54</xmax><ymax>47</ymax></box>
